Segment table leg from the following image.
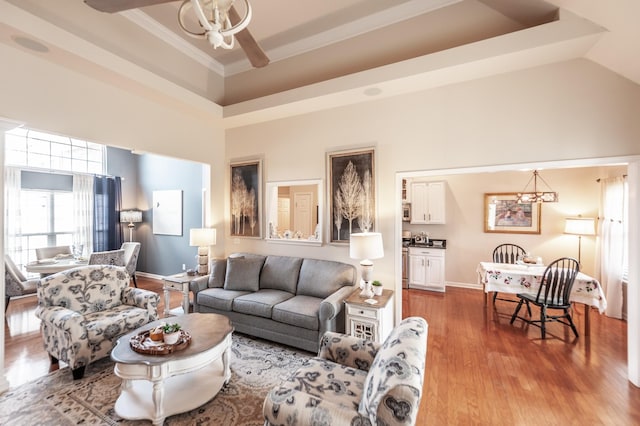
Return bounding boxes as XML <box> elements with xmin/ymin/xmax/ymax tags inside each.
<box><xmin>584</xmin><ymin>304</ymin><xmax>590</xmax><ymax>337</ymax></box>
<box><xmin>163</xmin><ymin>282</ymin><xmax>170</xmax><ymax>317</ymax></box>
<box><xmin>152</xmin><ymin>379</ymin><xmax>165</xmax><ymax>426</ymax></box>
<box><xmin>222</xmin><ymin>345</ymin><xmax>231</xmax><ymax>385</ymax></box>
<box><xmin>182</xmin><ymin>283</ymin><xmax>190</xmax><ymax>314</ymax></box>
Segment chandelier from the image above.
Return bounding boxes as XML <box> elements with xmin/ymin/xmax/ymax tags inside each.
<box><xmin>178</xmin><ymin>0</ymin><xmax>252</xmax><ymax>50</ymax></box>
<box><xmin>516</xmin><ymin>170</ymin><xmax>559</xmax><ymax>203</ymax></box>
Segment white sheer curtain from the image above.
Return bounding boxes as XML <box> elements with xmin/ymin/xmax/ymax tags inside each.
<box><xmin>73</xmin><ymin>174</ymin><xmax>94</xmax><ymax>257</ymax></box>
<box><xmin>4</xmin><ymin>167</ymin><xmax>22</xmax><ymax>265</ymax></box>
<box><xmin>596</xmin><ymin>176</ymin><xmax>626</xmax><ymax>319</ymax></box>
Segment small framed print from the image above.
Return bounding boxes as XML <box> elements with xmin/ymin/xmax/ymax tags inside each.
<box><xmin>230</xmin><ymin>159</ymin><xmax>262</xmax><ymax>238</ymax></box>
<box><xmin>484</xmin><ymin>193</ymin><xmax>541</xmax><ymax>234</ymax></box>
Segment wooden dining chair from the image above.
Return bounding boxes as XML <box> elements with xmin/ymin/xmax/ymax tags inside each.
<box><xmin>509</xmin><ymin>257</ymin><xmax>580</xmax><ymax>339</ymax></box>
<box><xmin>491</xmin><ymin>243</ymin><xmax>526</xmax><ymax>303</ymax></box>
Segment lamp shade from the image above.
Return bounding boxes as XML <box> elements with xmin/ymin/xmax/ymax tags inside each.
<box><xmin>120</xmin><ymin>210</ymin><xmax>142</xmax><ymax>223</ymax></box>
<box><xmin>190</xmin><ymin>228</ymin><xmax>217</xmax><ymax>246</ymax></box>
<box><xmin>350</xmin><ymin>232</ymin><xmax>384</xmax><ymax>260</ymax></box>
<box><xmin>564</xmin><ymin>217</ymin><xmax>596</xmax><ymax>236</ymax></box>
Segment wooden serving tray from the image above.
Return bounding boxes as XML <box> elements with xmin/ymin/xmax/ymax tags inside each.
<box><xmin>129</xmin><ymin>329</ymin><xmax>191</xmax><ymax>355</ymax></box>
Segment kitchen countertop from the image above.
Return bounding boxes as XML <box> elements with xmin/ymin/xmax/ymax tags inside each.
<box><xmin>407</xmin><ymin>238</ymin><xmax>447</xmax><ymax>249</ymax></box>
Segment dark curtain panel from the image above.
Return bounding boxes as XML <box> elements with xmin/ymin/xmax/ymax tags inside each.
<box><xmin>93</xmin><ymin>176</ymin><xmax>123</xmax><ymax>251</ymax></box>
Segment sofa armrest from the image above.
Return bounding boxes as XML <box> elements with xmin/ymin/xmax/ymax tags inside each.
<box><xmin>35</xmin><ymin>305</ymin><xmax>84</xmax><ymax>329</ymax></box>
<box><xmin>319</xmin><ymin>285</ymin><xmax>354</xmax><ymax>322</ymax></box>
<box><xmin>317</xmin><ymin>331</ymin><xmax>380</xmax><ymax>371</ymax></box>
<box><xmin>122</xmin><ymin>287</ymin><xmax>160</xmax><ymax>321</ymax></box>
<box><xmin>190</xmin><ymin>275</ymin><xmax>209</xmax><ymax>295</ymax></box>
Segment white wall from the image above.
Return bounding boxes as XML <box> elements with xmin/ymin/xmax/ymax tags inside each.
<box><xmin>224</xmin><ymin>59</ymin><xmax>640</xmax><ymax>288</ymax></box>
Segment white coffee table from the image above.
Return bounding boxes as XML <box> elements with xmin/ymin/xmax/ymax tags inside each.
<box><xmin>110</xmin><ymin>313</ymin><xmax>234</xmax><ymax>425</ymax></box>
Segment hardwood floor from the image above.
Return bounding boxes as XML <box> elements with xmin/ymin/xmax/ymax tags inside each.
<box><xmin>4</xmin><ymin>279</ymin><xmax>640</xmax><ymax>425</ymax></box>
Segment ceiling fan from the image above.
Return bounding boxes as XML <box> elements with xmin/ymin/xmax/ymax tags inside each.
<box><xmin>84</xmin><ymin>0</ymin><xmax>270</xmax><ymax>68</ymax></box>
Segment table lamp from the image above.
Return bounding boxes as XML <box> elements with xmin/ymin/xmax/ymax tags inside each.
<box><xmin>120</xmin><ymin>210</ymin><xmax>142</xmax><ymax>242</ymax></box>
<box><xmin>190</xmin><ymin>228</ymin><xmax>217</xmax><ymax>274</ymax></box>
<box><xmin>564</xmin><ymin>216</ymin><xmax>596</xmax><ymax>264</ymax></box>
<box><xmin>350</xmin><ymin>232</ymin><xmax>384</xmax><ymax>298</ymax></box>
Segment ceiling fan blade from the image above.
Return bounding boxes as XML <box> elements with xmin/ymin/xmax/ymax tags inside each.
<box><xmin>84</xmin><ymin>0</ymin><xmax>177</xmax><ymax>13</ymax></box>
<box><xmin>228</xmin><ymin>5</ymin><xmax>270</xmax><ymax>68</ymax></box>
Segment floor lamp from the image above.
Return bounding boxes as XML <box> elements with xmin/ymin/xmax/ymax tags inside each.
<box><xmin>120</xmin><ymin>210</ymin><xmax>142</xmax><ymax>242</ymax></box>
<box><xmin>564</xmin><ymin>217</ymin><xmax>596</xmax><ymax>264</ymax></box>
<box><xmin>350</xmin><ymin>232</ymin><xmax>384</xmax><ymax>299</ymax></box>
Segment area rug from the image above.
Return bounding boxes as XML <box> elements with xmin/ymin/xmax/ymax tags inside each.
<box><xmin>0</xmin><ymin>334</ymin><xmax>312</xmax><ymax>425</ymax></box>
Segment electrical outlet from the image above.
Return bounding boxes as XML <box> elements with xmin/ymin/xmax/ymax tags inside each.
<box><xmin>182</xmin><ymin>264</ymin><xmax>186</xmax><ymax>271</ymax></box>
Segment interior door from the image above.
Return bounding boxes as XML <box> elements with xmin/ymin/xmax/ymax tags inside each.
<box><xmin>293</xmin><ymin>192</ymin><xmax>312</xmax><ymax>237</ymax></box>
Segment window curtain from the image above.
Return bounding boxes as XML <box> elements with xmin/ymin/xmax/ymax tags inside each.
<box><xmin>596</xmin><ymin>176</ymin><xmax>626</xmax><ymax>319</ymax></box>
<box><xmin>73</xmin><ymin>174</ymin><xmax>94</xmax><ymax>257</ymax></box>
<box><xmin>4</xmin><ymin>167</ymin><xmax>23</xmax><ymax>265</ymax></box>
<box><xmin>93</xmin><ymin>176</ymin><xmax>123</xmax><ymax>252</ymax></box>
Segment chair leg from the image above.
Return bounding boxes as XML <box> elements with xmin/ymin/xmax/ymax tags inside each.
<box><xmin>510</xmin><ymin>299</ymin><xmax>524</xmax><ymax>324</ymax></box>
<box><xmin>525</xmin><ymin>301</ymin><xmax>532</xmax><ymax>318</ymax></box>
<box><xmin>5</xmin><ymin>296</ymin><xmax>9</xmax><ymax>312</ymax></box>
<box><xmin>72</xmin><ymin>366</ymin><xmax>86</xmax><ymax>380</ymax></box>
<box><xmin>565</xmin><ymin>308</ymin><xmax>579</xmax><ymax>338</ymax></box>
<box><xmin>540</xmin><ymin>306</ymin><xmax>547</xmax><ymax>339</ymax></box>
<box><xmin>132</xmin><ymin>274</ymin><xmax>138</xmax><ymax>288</ymax></box>
<box><xmin>50</xmin><ymin>355</ymin><xmax>59</xmax><ymax>365</ymax></box>
<box><xmin>492</xmin><ymin>292</ymin><xmax>498</xmax><ymax>304</ymax></box>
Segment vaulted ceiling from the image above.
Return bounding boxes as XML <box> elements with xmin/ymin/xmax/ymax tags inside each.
<box><xmin>1</xmin><ymin>0</ymin><xmax>638</xmax><ymax>128</ymax></box>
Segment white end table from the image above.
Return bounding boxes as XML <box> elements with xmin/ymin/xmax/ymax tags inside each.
<box><xmin>163</xmin><ymin>272</ymin><xmax>193</xmax><ymax>316</ymax></box>
<box><xmin>344</xmin><ymin>289</ymin><xmax>394</xmax><ymax>343</ymax></box>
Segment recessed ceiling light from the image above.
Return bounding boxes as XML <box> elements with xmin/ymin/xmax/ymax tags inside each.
<box><xmin>363</xmin><ymin>87</ymin><xmax>382</xmax><ymax>97</ymax></box>
<box><xmin>11</xmin><ymin>35</ymin><xmax>49</xmax><ymax>53</ymax></box>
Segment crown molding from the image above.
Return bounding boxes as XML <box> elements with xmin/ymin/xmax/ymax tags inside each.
<box><xmin>121</xmin><ymin>9</ymin><xmax>226</xmax><ymax>76</ymax></box>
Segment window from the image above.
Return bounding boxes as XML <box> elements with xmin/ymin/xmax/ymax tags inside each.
<box><xmin>5</xmin><ymin>127</ymin><xmax>105</xmax><ymax>174</ymax></box>
<box><xmin>17</xmin><ymin>190</ymin><xmax>74</xmax><ymax>264</ymax></box>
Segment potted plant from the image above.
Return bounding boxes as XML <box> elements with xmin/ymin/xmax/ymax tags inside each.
<box><xmin>371</xmin><ymin>280</ymin><xmax>383</xmax><ymax>296</ymax></box>
<box><xmin>162</xmin><ymin>323</ymin><xmax>182</xmax><ymax>344</ymax></box>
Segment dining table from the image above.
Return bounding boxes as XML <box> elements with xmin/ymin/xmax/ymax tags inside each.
<box><xmin>25</xmin><ymin>255</ymin><xmax>89</xmax><ymax>275</ymax></box>
<box><xmin>477</xmin><ymin>261</ymin><xmax>607</xmax><ymax>337</ymax></box>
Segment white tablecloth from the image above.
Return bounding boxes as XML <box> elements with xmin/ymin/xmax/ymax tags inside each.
<box><xmin>477</xmin><ymin>262</ymin><xmax>607</xmax><ymax>313</ymax></box>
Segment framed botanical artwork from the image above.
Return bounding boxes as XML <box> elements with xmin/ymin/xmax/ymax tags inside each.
<box><xmin>484</xmin><ymin>193</ymin><xmax>541</xmax><ymax>234</ymax></box>
<box><xmin>230</xmin><ymin>159</ymin><xmax>262</xmax><ymax>238</ymax></box>
<box><xmin>328</xmin><ymin>148</ymin><xmax>375</xmax><ymax>243</ymax></box>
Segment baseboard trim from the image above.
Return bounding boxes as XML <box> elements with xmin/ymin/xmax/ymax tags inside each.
<box><xmin>446</xmin><ymin>281</ymin><xmax>482</xmax><ymax>290</ymax></box>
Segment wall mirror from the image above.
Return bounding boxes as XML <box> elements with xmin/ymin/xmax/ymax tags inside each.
<box><xmin>265</xmin><ymin>179</ymin><xmax>322</xmax><ymax>245</ymax></box>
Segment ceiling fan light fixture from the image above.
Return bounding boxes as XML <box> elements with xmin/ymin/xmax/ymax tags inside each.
<box><xmin>178</xmin><ymin>0</ymin><xmax>252</xmax><ymax>50</ymax></box>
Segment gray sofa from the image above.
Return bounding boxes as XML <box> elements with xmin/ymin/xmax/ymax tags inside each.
<box><xmin>190</xmin><ymin>253</ymin><xmax>357</xmax><ymax>352</ymax></box>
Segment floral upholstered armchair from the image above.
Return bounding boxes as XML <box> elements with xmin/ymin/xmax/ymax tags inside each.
<box><xmin>35</xmin><ymin>264</ymin><xmax>159</xmax><ymax>379</ymax></box>
<box><xmin>263</xmin><ymin>316</ymin><xmax>428</xmax><ymax>426</ymax></box>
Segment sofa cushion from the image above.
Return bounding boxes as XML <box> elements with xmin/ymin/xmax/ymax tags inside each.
<box><xmin>296</xmin><ymin>259</ymin><xmax>356</xmax><ymax>299</ymax></box>
<box><xmin>263</xmin><ymin>357</ymin><xmax>369</xmax><ymax>425</ymax></box>
<box><xmin>358</xmin><ymin>317</ymin><xmax>428</xmax><ymax>425</ymax></box>
<box><xmin>233</xmin><ymin>289</ymin><xmax>294</xmax><ymax>318</ymax></box>
<box><xmin>207</xmin><ymin>258</ymin><xmax>227</xmax><ymax>288</ymax></box>
<box><xmin>272</xmin><ymin>295</ymin><xmax>321</xmax><ymax>331</ymax></box>
<box><xmin>260</xmin><ymin>256</ymin><xmax>303</xmax><ymax>293</ymax></box>
<box><xmin>197</xmin><ymin>288</ymin><xmax>250</xmax><ymax>311</ymax></box>
<box><xmin>224</xmin><ymin>256</ymin><xmax>265</xmax><ymax>292</ymax></box>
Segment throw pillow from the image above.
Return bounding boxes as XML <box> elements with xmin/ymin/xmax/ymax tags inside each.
<box><xmin>207</xmin><ymin>258</ymin><xmax>227</xmax><ymax>288</ymax></box>
<box><xmin>224</xmin><ymin>256</ymin><xmax>264</xmax><ymax>292</ymax></box>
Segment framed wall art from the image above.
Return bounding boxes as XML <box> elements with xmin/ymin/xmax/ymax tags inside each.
<box><xmin>328</xmin><ymin>148</ymin><xmax>375</xmax><ymax>243</ymax></box>
<box><xmin>230</xmin><ymin>159</ymin><xmax>262</xmax><ymax>238</ymax></box>
<box><xmin>484</xmin><ymin>193</ymin><xmax>541</xmax><ymax>234</ymax></box>
<box><xmin>152</xmin><ymin>190</ymin><xmax>183</xmax><ymax>235</ymax></box>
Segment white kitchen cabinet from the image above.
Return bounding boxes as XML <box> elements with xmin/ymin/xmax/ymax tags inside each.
<box><xmin>409</xmin><ymin>181</ymin><xmax>446</xmax><ymax>224</ymax></box>
<box><xmin>408</xmin><ymin>247</ymin><xmax>445</xmax><ymax>292</ymax></box>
